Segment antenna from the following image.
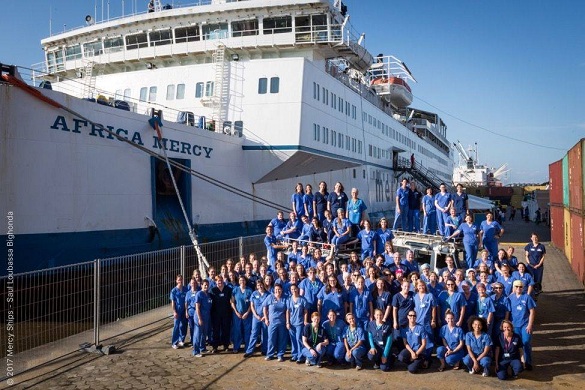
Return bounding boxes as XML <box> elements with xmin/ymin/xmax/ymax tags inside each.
<box><xmin>49</xmin><ymin>6</ymin><xmax>52</xmax><ymax>36</ymax></box>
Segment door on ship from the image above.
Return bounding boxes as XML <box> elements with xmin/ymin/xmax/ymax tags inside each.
<box><xmin>151</xmin><ymin>157</ymin><xmax>192</xmax><ymax>246</ymax></box>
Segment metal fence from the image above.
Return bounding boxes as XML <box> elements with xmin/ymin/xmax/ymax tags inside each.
<box><xmin>0</xmin><ymin>234</ymin><xmax>265</xmax><ymax>369</ymax></box>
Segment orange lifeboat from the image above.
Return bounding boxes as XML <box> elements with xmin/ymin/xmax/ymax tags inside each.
<box><xmin>371</xmin><ymin>77</ymin><xmax>413</xmax><ymax>107</ymax></box>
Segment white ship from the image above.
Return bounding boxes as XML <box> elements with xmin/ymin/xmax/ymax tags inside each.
<box><xmin>452</xmin><ymin>141</ymin><xmax>508</xmax><ymax>186</ymax></box>
<box><xmin>0</xmin><ymin>0</ymin><xmax>454</xmax><ymax>273</ymax></box>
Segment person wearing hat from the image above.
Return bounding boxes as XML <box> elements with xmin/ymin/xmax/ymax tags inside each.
<box><xmin>419</xmin><ymin>263</ymin><xmax>432</xmax><ymax>284</ymax></box>
<box><xmin>508</xmin><ymin>279</ymin><xmax>536</xmax><ymax>370</ymax></box>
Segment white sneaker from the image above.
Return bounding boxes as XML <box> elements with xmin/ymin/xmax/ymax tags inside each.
<box><xmin>195</xmin><ymin>353</ymin><xmax>203</xmax><ymax>358</ymax></box>
<box><xmin>172</xmin><ymin>344</ymin><xmax>178</xmax><ymax>349</ymax></box>
<box><xmin>178</xmin><ymin>341</ymin><xmax>185</xmax><ymax>347</ymax></box>
<box><xmin>469</xmin><ymin>369</ymin><xmax>474</xmax><ymax>374</ymax></box>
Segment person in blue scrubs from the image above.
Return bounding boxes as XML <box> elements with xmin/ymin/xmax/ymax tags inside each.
<box><xmin>264</xmin><ymin>225</ymin><xmax>286</xmax><ymax>270</ymax></box>
<box><xmin>495</xmin><ymin>319</ymin><xmax>525</xmax><ymax>380</ymax></box>
<box><xmin>524</xmin><ymin>233</ymin><xmax>546</xmax><ymax>295</ymax></box>
<box><xmin>443</xmin><ymin>207</ymin><xmax>462</xmax><ymax>239</ymax></box>
<box><xmin>347</xmin><ymin>187</ymin><xmax>368</xmax><ymax>237</ymax></box>
<box><xmin>357</xmin><ymin>220</ymin><xmax>377</xmax><ymax>261</ymax></box>
<box><xmin>490</xmin><ymin>282</ymin><xmax>511</xmax><ymax>341</ymax></box>
<box><xmin>331</xmin><ymin>208</ymin><xmax>351</xmax><ymax>251</ymax></box>
<box><xmin>269</xmin><ymin>211</ymin><xmax>287</xmax><ymax>240</ymax></box>
<box><xmin>437</xmin><ymin>309</ymin><xmax>465</xmax><ymax>371</ymax></box>
<box><xmin>349</xmin><ymin>276</ymin><xmax>374</xmax><ymax>331</ymax></box>
<box><xmin>327</xmin><ymin>181</ymin><xmax>348</xmax><ymax>218</ymax></box>
<box><xmin>317</xmin><ymin>275</ymin><xmax>348</xmax><ymax>320</ymax></box>
<box><xmin>185</xmin><ymin>277</ymin><xmax>199</xmax><ymax>346</ymax></box>
<box><xmin>434</xmin><ymin>183</ymin><xmax>453</xmax><ymax>236</ymax></box>
<box><xmin>479</xmin><ymin>211</ymin><xmax>504</xmax><ymax>261</ymax></box>
<box><xmin>452</xmin><ymin>184</ymin><xmax>469</xmax><ymax>220</ymax></box>
<box><xmin>512</xmin><ymin>263</ymin><xmax>535</xmax><ymax>296</ymax></box>
<box><xmin>302</xmin><ymin>312</ymin><xmax>330</xmax><ymax>367</ymax></box>
<box><xmin>299</xmin><ymin>267</ymin><xmax>323</xmax><ymax>314</ymax></box>
<box><xmin>343</xmin><ymin>313</ymin><xmax>368</xmax><ymax>370</ymax></box>
<box><xmin>313</xmin><ymin>181</ymin><xmax>329</xmax><ymax>223</ymax></box>
<box><xmin>190</xmin><ymin>279</ymin><xmax>212</xmax><ymax>357</ymax></box>
<box><xmin>437</xmin><ymin>279</ymin><xmax>466</xmax><ymax>329</ymax></box>
<box><xmin>463</xmin><ymin>316</ymin><xmax>492</xmax><ymax>377</ymax></box>
<box><xmin>422</xmin><ymin>187</ymin><xmax>437</xmax><ymax>234</ymax></box>
<box><xmin>372</xmin><ymin>278</ymin><xmax>392</xmax><ymax>324</ymax></box>
<box><xmin>244</xmin><ymin>280</ymin><xmax>269</xmax><ymax>357</ymax></box>
<box><xmin>475</xmin><ymin>282</ymin><xmax>495</xmax><ymax>336</ymax></box>
<box><xmin>397</xmin><ymin>310</ymin><xmax>429</xmax><ymax>373</ymax></box>
<box><xmin>230</xmin><ymin>276</ymin><xmax>252</xmax><ymax>353</ymax></box>
<box><xmin>413</xmin><ymin>280</ymin><xmax>437</xmax><ymax>352</ymax></box>
<box><xmin>303</xmin><ymin>184</ymin><xmax>314</xmax><ymax>220</ymax></box>
<box><xmin>287</xmin><ymin>283</ymin><xmax>309</xmax><ymax>363</ymax></box>
<box><xmin>508</xmin><ymin>280</ymin><xmax>536</xmax><ymax>370</ymax></box>
<box><xmin>392</xmin><ymin>279</ymin><xmax>415</xmax><ymax>348</ymax></box>
<box><xmin>263</xmin><ymin>283</ymin><xmax>289</xmax><ymax>361</ymax></box>
<box><xmin>170</xmin><ymin>274</ymin><xmax>188</xmax><ymax>349</ymax></box>
<box><xmin>393</xmin><ymin>178</ymin><xmax>411</xmax><ymax>231</ymax></box>
<box><xmin>291</xmin><ymin>182</ymin><xmax>305</xmax><ymax>218</ymax></box>
<box><xmin>447</xmin><ymin>214</ymin><xmax>479</xmax><ymax>270</ymax></box>
<box><xmin>368</xmin><ymin>309</ymin><xmax>393</xmax><ymax>371</ymax></box>
<box><xmin>376</xmin><ymin>218</ymin><xmax>394</xmax><ymax>256</ymax></box>
<box><xmin>323</xmin><ymin>310</ymin><xmax>347</xmax><ymax>365</ymax></box>
<box><xmin>282</xmin><ymin>212</ymin><xmax>302</xmax><ymax>242</ymax></box>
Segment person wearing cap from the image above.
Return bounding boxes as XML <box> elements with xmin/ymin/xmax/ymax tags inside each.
<box><xmin>490</xmin><ymin>282</ymin><xmax>511</xmax><ymax>340</ymax></box>
<box><xmin>508</xmin><ymin>279</ymin><xmax>536</xmax><ymax>370</ymax></box>
<box><xmin>466</xmin><ymin>268</ymin><xmax>478</xmax><ymax>291</ymax></box>
<box><xmin>419</xmin><ymin>263</ymin><xmax>431</xmax><ymax>284</ymax></box>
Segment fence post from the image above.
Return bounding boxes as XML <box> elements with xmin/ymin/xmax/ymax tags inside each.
<box><xmin>93</xmin><ymin>258</ymin><xmax>101</xmax><ymax>346</ymax></box>
<box><xmin>180</xmin><ymin>245</ymin><xmax>185</xmax><ymax>278</ymax></box>
<box><xmin>238</xmin><ymin>236</ymin><xmax>244</xmax><ymax>259</ymax></box>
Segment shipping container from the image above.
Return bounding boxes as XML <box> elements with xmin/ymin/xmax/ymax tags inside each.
<box><xmin>570</xmin><ymin>212</ymin><xmax>585</xmax><ymax>285</ymax></box>
<box><xmin>564</xmin><ymin>207</ymin><xmax>572</xmax><ymax>262</ymax></box>
<box><xmin>487</xmin><ymin>186</ymin><xmax>513</xmax><ymax>197</ymax></box>
<box><xmin>568</xmin><ymin>140</ymin><xmax>583</xmax><ymax>212</ymax></box>
<box><xmin>549</xmin><ymin>159</ymin><xmax>563</xmax><ymax>205</ymax></box>
<box><xmin>550</xmin><ymin>205</ymin><xmax>564</xmax><ymax>250</ymax></box>
<box><xmin>563</xmin><ymin>155</ymin><xmax>569</xmax><ymax>208</ymax></box>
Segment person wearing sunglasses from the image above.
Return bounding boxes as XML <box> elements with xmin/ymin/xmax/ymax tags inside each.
<box><xmin>397</xmin><ymin>310</ymin><xmax>429</xmax><ymax>373</ymax></box>
<box><xmin>508</xmin><ymin>280</ymin><xmax>536</xmax><ymax>371</ymax></box>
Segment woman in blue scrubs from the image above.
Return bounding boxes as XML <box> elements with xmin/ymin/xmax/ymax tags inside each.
<box><xmin>287</xmin><ymin>283</ymin><xmax>309</xmax><ymax>363</ymax></box>
<box><xmin>230</xmin><ymin>275</ymin><xmax>252</xmax><ymax>353</ymax></box>
<box><xmin>479</xmin><ymin>211</ymin><xmax>504</xmax><ymax>261</ymax></box>
<box><xmin>495</xmin><ymin>319</ymin><xmax>524</xmax><ymax>380</ymax></box>
<box><xmin>446</xmin><ymin>214</ymin><xmax>479</xmax><ymax>269</ymax></box>
<box><xmin>367</xmin><ymin>308</ymin><xmax>393</xmax><ymax>371</ymax></box>
<box><xmin>322</xmin><ymin>310</ymin><xmax>347</xmax><ymax>365</ymax></box>
<box><xmin>437</xmin><ymin>309</ymin><xmax>465</xmax><ymax>371</ymax></box>
<box><xmin>397</xmin><ymin>310</ymin><xmax>430</xmax><ymax>373</ymax></box>
<box><xmin>343</xmin><ymin>312</ymin><xmax>368</xmax><ymax>370</ymax></box>
<box><xmin>302</xmin><ymin>312</ymin><xmax>329</xmax><ymax>367</ymax></box>
<box><xmin>317</xmin><ymin>275</ymin><xmax>348</xmax><ymax>320</ymax></box>
<box><xmin>463</xmin><ymin>316</ymin><xmax>492</xmax><ymax>377</ymax></box>
<box><xmin>263</xmin><ymin>284</ymin><xmax>289</xmax><ymax>361</ymax></box>
<box><xmin>244</xmin><ymin>280</ymin><xmax>269</xmax><ymax>357</ymax></box>
<box><xmin>191</xmin><ymin>279</ymin><xmax>212</xmax><ymax>357</ymax></box>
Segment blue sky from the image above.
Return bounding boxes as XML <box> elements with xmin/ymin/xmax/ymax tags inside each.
<box><xmin>2</xmin><ymin>0</ymin><xmax>584</xmax><ymax>183</ymax></box>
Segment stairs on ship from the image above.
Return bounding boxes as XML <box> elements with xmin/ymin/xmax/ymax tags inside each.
<box><xmin>394</xmin><ymin>159</ymin><xmax>449</xmax><ymax>192</ymax></box>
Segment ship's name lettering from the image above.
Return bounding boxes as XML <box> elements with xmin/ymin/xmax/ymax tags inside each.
<box><xmin>50</xmin><ymin>116</ymin><xmax>213</xmax><ymax>158</ymax></box>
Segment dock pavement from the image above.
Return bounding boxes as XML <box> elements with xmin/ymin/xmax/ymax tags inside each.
<box><xmin>6</xmin><ymin>217</ymin><xmax>585</xmax><ymax>389</ymax></box>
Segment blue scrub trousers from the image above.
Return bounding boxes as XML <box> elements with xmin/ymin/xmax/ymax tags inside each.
<box><xmin>393</xmin><ymin>205</ymin><xmax>409</xmax><ymax>231</ymax></box>
<box><xmin>267</xmin><ymin>323</ymin><xmax>288</xmax><ymax>358</ymax></box>
<box><xmin>436</xmin><ymin>211</ymin><xmax>449</xmax><ymax>236</ymax></box>
<box><xmin>463</xmin><ymin>354</ymin><xmax>492</xmax><ymax>373</ymax></box>
<box><xmin>325</xmin><ymin>341</ymin><xmax>345</xmax><ymax>363</ymax></box>
<box><xmin>514</xmin><ymin>326</ymin><xmax>533</xmax><ymax>365</ymax></box>
<box><xmin>231</xmin><ymin>314</ymin><xmax>252</xmax><ymax>352</ymax></box>
<box><xmin>423</xmin><ymin>211</ymin><xmax>437</xmax><ymax>234</ymax></box>
<box><xmin>497</xmin><ymin>359</ymin><xmax>523</xmax><ymax>380</ymax></box>
<box><xmin>436</xmin><ymin>346</ymin><xmax>465</xmax><ymax>366</ymax></box>
<box><xmin>288</xmin><ymin>324</ymin><xmax>304</xmax><ymax>360</ymax></box>
<box><xmin>302</xmin><ymin>345</ymin><xmax>325</xmax><ymax>366</ymax></box>
<box><xmin>172</xmin><ymin>313</ymin><xmax>187</xmax><ymax>345</ymax></box>
<box><xmin>464</xmin><ymin>242</ymin><xmax>478</xmax><ymax>269</ymax></box>
<box><xmin>408</xmin><ymin>209</ymin><xmax>420</xmax><ymax>232</ymax></box>
<box><xmin>193</xmin><ymin>318</ymin><xmax>209</xmax><ymax>354</ymax></box>
<box><xmin>345</xmin><ymin>345</ymin><xmax>367</xmax><ymax>367</ymax></box>
<box><xmin>246</xmin><ymin>317</ymin><xmax>268</xmax><ymax>355</ymax></box>
<box><xmin>367</xmin><ymin>344</ymin><xmax>391</xmax><ymax>371</ymax></box>
<box><xmin>482</xmin><ymin>239</ymin><xmax>498</xmax><ymax>261</ymax></box>
<box><xmin>331</xmin><ymin>234</ymin><xmax>350</xmax><ymax>247</ymax></box>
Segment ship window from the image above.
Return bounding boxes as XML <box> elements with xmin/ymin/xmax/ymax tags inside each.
<box><xmin>338</xmin><ymin>133</ymin><xmax>343</xmax><ymax>148</ymax></box>
<box><xmin>313</xmin><ymin>124</ymin><xmax>320</xmax><ymax>142</ymax></box>
<box><xmin>323</xmin><ymin>127</ymin><xmax>328</xmax><ymax>144</ymax></box>
<box><xmin>47</xmin><ymin>49</ymin><xmax>64</xmax><ymax>73</ymax></box>
<box><xmin>270</xmin><ymin>77</ymin><xmax>279</xmax><ymax>93</ymax></box>
<box><xmin>65</xmin><ymin>44</ymin><xmax>82</xmax><ymax>60</ymax></box>
<box><xmin>140</xmin><ymin>87</ymin><xmax>147</xmax><ymax>102</ymax></box>
<box><xmin>332</xmin><ymin>93</ymin><xmax>336</xmax><ymax>109</ymax></box>
<box><xmin>346</xmin><ymin>135</ymin><xmax>350</xmax><ymax>150</ymax></box>
<box><xmin>126</xmin><ymin>33</ymin><xmax>148</xmax><ymax>50</ymax></box>
<box><xmin>104</xmin><ymin>36</ymin><xmax>124</xmax><ymax>53</ymax></box>
<box><xmin>83</xmin><ymin>40</ymin><xmax>103</xmax><ymax>57</ymax></box>
<box><xmin>358</xmin><ymin>141</ymin><xmax>362</xmax><ymax>154</ymax></box>
<box><xmin>149</xmin><ymin>29</ymin><xmax>172</xmax><ymax>47</ymax></box>
<box><xmin>339</xmin><ymin>97</ymin><xmax>343</xmax><ymax>113</ymax></box>
<box><xmin>313</xmin><ymin>82</ymin><xmax>318</xmax><ymax>100</ymax></box>
<box><xmin>369</xmin><ymin>144</ymin><xmax>372</xmax><ymax>157</ymax></box>
<box><xmin>149</xmin><ymin>86</ymin><xmax>157</xmax><ymax>101</ymax></box>
<box><xmin>352</xmin><ymin>138</ymin><xmax>356</xmax><ymax>152</ymax></box>
<box><xmin>202</xmin><ymin>23</ymin><xmax>228</xmax><ymax>40</ymax></box>
<box><xmin>232</xmin><ymin>19</ymin><xmax>259</xmax><ymax>37</ymax></box>
<box><xmin>332</xmin><ymin>131</ymin><xmax>336</xmax><ymax>147</ymax></box>
<box><xmin>176</xmin><ymin>84</ymin><xmax>185</xmax><ymax>100</ymax></box>
<box><xmin>330</xmin><ymin>92</ymin><xmax>334</xmax><ymax>108</ymax></box>
<box><xmin>166</xmin><ymin>84</ymin><xmax>175</xmax><ymax>100</ymax></box>
<box><xmin>205</xmin><ymin>81</ymin><xmax>214</xmax><ymax>97</ymax></box>
<box><xmin>175</xmin><ymin>26</ymin><xmax>200</xmax><ymax>43</ymax></box>
<box><xmin>195</xmin><ymin>82</ymin><xmax>204</xmax><ymax>98</ymax></box>
<box><xmin>258</xmin><ymin>78</ymin><xmax>267</xmax><ymax>94</ymax></box>
<box><xmin>263</xmin><ymin>16</ymin><xmax>292</xmax><ymax>34</ymax></box>
<box><xmin>124</xmin><ymin>89</ymin><xmax>131</xmax><ymax>99</ymax></box>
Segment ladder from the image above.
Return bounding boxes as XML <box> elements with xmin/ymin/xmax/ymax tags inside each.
<box><xmin>153</xmin><ymin>0</ymin><xmax>163</xmax><ymax>12</ymax></box>
<box><xmin>211</xmin><ymin>45</ymin><xmax>230</xmax><ymax>133</ymax></box>
<box><xmin>82</xmin><ymin>61</ymin><xmax>97</xmax><ymax>99</ymax></box>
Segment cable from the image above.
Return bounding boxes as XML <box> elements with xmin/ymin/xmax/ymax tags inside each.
<box><xmin>413</xmin><ymin>95</ymin><xmax>566</xmax><ymax>151</ymax></box>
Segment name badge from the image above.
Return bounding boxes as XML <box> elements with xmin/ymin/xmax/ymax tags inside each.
<box><xmin>420</xmin><ymin>304</ymin><xmax>426</xmax><ymax>308</ymax></box>
<box><xmin>378</xmin><ymin>341</ymin><xmax>384</xmax><ymax>346</ymax></box>
<box><xmin>219</xmin><ymin>293</ymin><xmax>224</xmax><ymax>297</ymax></box>
<box><xmin>503</xmin><ymin>353</ymin><xmax>510</xmax><ymax>358</ymax></box>
<box><xmin>516</xmin><ymin>305</ymin><xmax>523</xmax><ymax>311</ymax></box>
<box><xmin>294</xmin><ymin>304</ymin><xmax>300</xmax><ymax>308</ymax></box>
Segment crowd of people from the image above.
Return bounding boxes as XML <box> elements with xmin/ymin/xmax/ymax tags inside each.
<box><xmin>169</xmin><ymin>180</ymin><xmax>545</xmax><ymax>380</ymax></box>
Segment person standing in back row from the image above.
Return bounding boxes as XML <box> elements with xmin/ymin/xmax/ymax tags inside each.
<box><xmin>452</xmin><ymin>184</ymin><xmax>469</xmax><ymax>221</ymax></box>
<box><xmin>393</xmin><ymin>178</ymin><xmax>410</xmax><ymax>231</ymax></box>
<box><xmin>434</xmin><ymin>183</ymin><xmax>453</xmax><ymax>236</ymax></box>
<box><xmin>408</xmin><ymin>181</ymin><xmax>422</xmax><ymax>232</ymax></box>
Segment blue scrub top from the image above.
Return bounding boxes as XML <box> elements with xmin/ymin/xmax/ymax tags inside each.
<box><xmin>376</xmin><ymin>228</ymin><xmax>394</xmax><ymax>254</ymax></box>
<box><xmin>508</xmin><ymin>293</ymin><xmax>536</xmax><ymax>328</ymax></box>
<box><xmin>457</xmin><ymin>223</ymin><xmax>479</xmax><ymax>245</ymax></box>
<box><xmin>323</xmin><ymin>318</ymin><xmax>346</xmax><ymax>343</ymax></box>
<box><xmin>437</xmin><ymin>291</ymin><xmax>465</xmax><ymax>322</ymax></box>
<box><xmin>287</xmin><ymin>296</ymin><xmax>309</xmax><ymax>326</ymax></box>
<box><xmin>453</xmin><ymin>192</ymin><xmax>468</xmax><ymax>214</ymax></box>
<box><xmin>404</xmin><ymin>324</ymin><xmax>427</xmax><ymax>351</ymax></box>
<box><xmin>491</xmin><ymin>294</ymin><xmax>511</xmax><ymax>322</ymax></box>
<box><xmin>232</xmin><ymin>286</ymin><xmax>252</xmax><ymax>314</ymax></box>
<box><xmin>476</xmin><ymin>295</ymin><xmax>495</xmax><ymax>319</ymax></box>
<box><xmin>414</xmin><ymin>292</ymin><xmax>436</xmax><ymax>326</ymax></box>
<box><xmin>170</xmin><ymin>285</ymin><xmax>189</xmax><ymax>310</ymax></box>
<box><xmin>344</xmin><ymin>325</ymin><xmax>366</xmax><ymax>348</ymax></box>
<box><xmin>465</xmin><ymin>331</ymin><xmax>492</xmax><ymax>355</ymax></box>
<box><xmin>396</xmin><ymin>187</ymin><xmax>411</xmax><ymax>207</ymax></box>
<box><xmin>349</xmin><ymin>288</ymin><xmax>372</xmax><ymax>320</ymax></box>
<box><xmin>480</xmin><ymin>220</ymin><xmax>502</xmax><ymax>241</ymax></box>
<box><xmin>317</xmin><ymin>287</ymin><xmax>348</xmax><ymax>318</ymax></box>
<box><xmin>524</xmin><ymin>243</ymin><xmax>546</xmax><ymax>266</ymax></box>
<box><xmin>299</xmin><ymin>278</ymin><xmax>323</xmax><ymax>308</ymax></box>
<box><xmin>392</xmin><ymin>291</ymin><xmax>415</xmax><ymax>327</ymax></box>
<box><xmin>423</xmin><ymin>194</ymin><xmax>436</xmax><ymax>213</ymax></box>
<box><xmin>347</xmin><ymin>198</ymin><xmax>367</xmax><ymax>225</ymax></box>
<box><xmin>251</xmin><ymin>291</ymin><xmax>269</xmax><ymax>316</ymax></box>
<box><xmin>194</xmin><ymin>290</ymin><xmax>212</xmax><ymax>320</ymax></box>
<box><xmin>264</xmin><ymin>294</ymin><xmax>289</xmax><ymax>325</ymax></box>
<box><xmin>440</xmin><ymin>325</ymin><xmax>464</xmax><ymax>349</ymax></box>
<box><xmin>358</xmin><ymin>229</ymin><xmax>377</xmax><ymax>252</ymax></box>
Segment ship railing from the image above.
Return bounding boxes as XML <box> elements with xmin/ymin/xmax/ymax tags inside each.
<box><xmin>1</xmin><ymin>234</ymin><xmax>264</xmax><ymax>375</ymax></box>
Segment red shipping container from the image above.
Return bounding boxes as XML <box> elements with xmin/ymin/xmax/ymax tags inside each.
<box><xmin>549</xmin><ymin>159</ymin><xmax>563</xmax><ymax>206</ymax></box>
<box><xmin>550</xmin><ymin>205</ymin><xmax>564</xmax><ymax>251</ymax></box>
<box><xmin>570</xmin><ymin>212</ymin><xmax>585</xmax><ymax>286</ymax></box>
<box><xmin>568</xmin><ymin>140</ymin><xmax>583</xmax><ymax>212</ymax></box>
<box><xmin>487</xmin><ymin>186</ymin><xmax>513</xmax><ymax>197</ymax></box>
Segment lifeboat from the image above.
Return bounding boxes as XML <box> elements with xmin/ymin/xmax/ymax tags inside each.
<box><xmin>371</xmin><ymin>76</ymin><xmax>413</xmax><ymax>107</ymax></box>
